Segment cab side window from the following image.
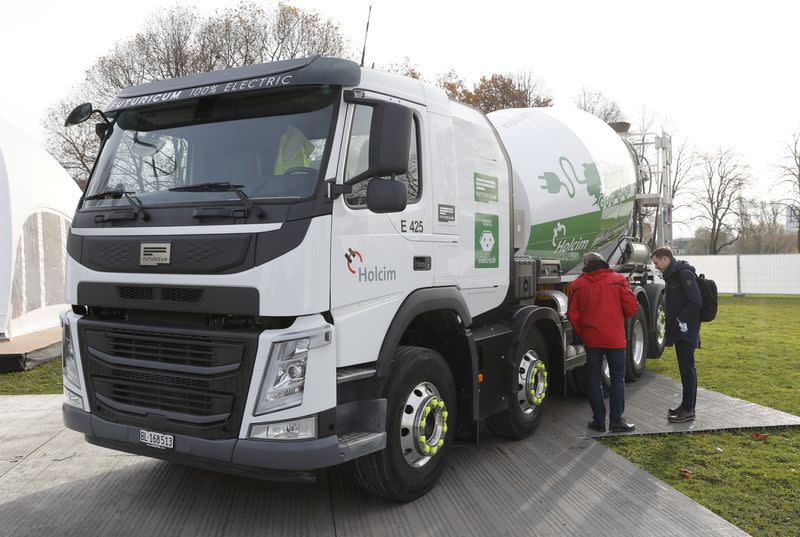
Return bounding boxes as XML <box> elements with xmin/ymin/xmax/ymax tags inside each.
<box><xmin>344</xmin><ymin>104</ymin><xmax>420</xmax><ymax>208</ymax></box>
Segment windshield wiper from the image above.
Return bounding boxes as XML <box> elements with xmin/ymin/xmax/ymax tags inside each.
<box><xmin>84</xmin><ymin>189</ymin><xmax>150</xmax><ymax>221</ymax></box>
<box><xmin>169</xmin><ymin>182</ymin><xmax>263</xmax><ymax>218</ymax></box>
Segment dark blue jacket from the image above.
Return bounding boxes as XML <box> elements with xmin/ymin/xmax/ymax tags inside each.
<box><xmin>663</xmin><ymin>259</ymin><xmax>702</xmax><ymax>348</ymax></box>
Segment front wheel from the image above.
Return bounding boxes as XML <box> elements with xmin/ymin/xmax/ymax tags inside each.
<box><xmin>354</xmin><ymin>346</ymin><xmax>456</xmax><ymax>501</ymax></box>
<box><xmin>486</xmin><ymin>329</ymin><xmax>549</xmax><ymax>439</ymax></box>
<box><xmin>625</xmin><ymin>306</ymin><xmax>649</xmax><ymax>381</ymax></box>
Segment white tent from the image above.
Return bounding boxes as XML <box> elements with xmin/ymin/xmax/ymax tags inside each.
<box><xmin>0</xmin><ymin>118</ymin><xmax>80</xmax><ymax>339</ymax></box>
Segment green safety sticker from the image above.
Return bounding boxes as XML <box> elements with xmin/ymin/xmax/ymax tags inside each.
<box><xmin>473</xmin><ymin>173</ymin><xmax>498</xmax><ymax>203</ymax></box>
<box><xmin>475</xmin><ymin>213</ymin><xmax>499</xmax><ymax>268</ymax></box>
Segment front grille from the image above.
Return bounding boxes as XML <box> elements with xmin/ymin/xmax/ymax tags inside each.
<box><xmin>92</xmin><ymin>331</ymin><xmax>243</xmax><ymax>370</ymax></box>
<box><xmin>94</xmin><ymin>378</ymin><xmax>232</xmax><ymax>419</ymax></box>
<box><xmin>107</xmin><ymin>367</ymin><xmax>211</xmax><ymax>390</ymax></box>
<box><xmin>116</xmin><ymin>285</ymin><xmax>204</xmax><ymax>304</ymax></box>
<box><xmin>79</xmin><ymin>319</ymin><xmax>259</xmax><ymax>440</ymax></box>
<box><xmin>119</xmin><ymin>286</ymin><xmax>154</xmax><ymax>300</ymax></box>
<box><xmin>161</xmin><ymin>287</ymin><xmax>203</xmax><ymax>303</ymax></box>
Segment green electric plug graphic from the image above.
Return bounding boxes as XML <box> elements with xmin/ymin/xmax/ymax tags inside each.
<box><xmin>539</xmin><ymin>157</ymin><xmax>580</xmax><ymax>198</ymax></box>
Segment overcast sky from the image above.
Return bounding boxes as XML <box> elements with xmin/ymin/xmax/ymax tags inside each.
<box><xmin>2</xmin><ymin>0</ymin><xmax>797</xmax><ymax>233</ymax></box>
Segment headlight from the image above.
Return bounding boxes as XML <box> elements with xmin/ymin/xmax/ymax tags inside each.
<box><xmin>62</xmin><ymin>325</ymin><xmax>81</xmax><ymax>388</ymax></box>
<box><xmin>255</xmin><ymin>329</ymin><xmax>330</xmax><ymax>416</ymax></box>
<box><xmin>249</xmin><ymin>416</ymin><xmax>317</xmax><ymax>440</ymax></box>
<box><xmin>255</xmin><ymin>337</ymin><xmax>310</xmax><ymax>415</ymax></box>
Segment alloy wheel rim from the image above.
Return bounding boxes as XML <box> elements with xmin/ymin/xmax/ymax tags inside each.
<box><xmin>517</xmin><ymin>350</ymin><xmax>547</xmax><ymax>414</ymax></box>
<box><xmin>399</xmin><ymin>382</ymin><xmax>448</xmax><ymax>468</ymax></box>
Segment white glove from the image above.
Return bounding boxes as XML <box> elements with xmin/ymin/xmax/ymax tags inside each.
<box><xmin>678</xmin><ymin>321</ymin><xmax>688</xmax><ymax>333</ymax></box>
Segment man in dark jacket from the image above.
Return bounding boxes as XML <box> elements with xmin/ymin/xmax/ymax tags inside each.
<box><xmin>568</xmin><ymin>252</ymin><xmax>640</xmax><ymax>433</ymax></box>
<box><xmin>651</xmin><ymin>247</ymin><xmax>702</xmax><ymax>423</ymax></box>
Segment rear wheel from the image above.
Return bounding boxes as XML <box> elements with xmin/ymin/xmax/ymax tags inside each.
<box><xmin>647</xmin><ymin>292</ymin><xmax>667</xmax><ymax>358</ymax></box>
<box><xmin>573</xmin><ymin>354</ymin><xmax>609</xmax><ymax>397</ymax></box>
<box><xmin>625</xmin><ymin>306</ymin><xmax>649</xmax><ymax>381</ymax></box>
<box><xmin>354</xmin><ymin>346</ymin><xmax>456</xmax><ymax>501</ymax></box>
<box><xmin>486</xmin><ymin>329</ymin><xmax>549</xmax><ymax>439</ymax></box>
<box><xmin>601</xmin><ymin>357</ymin><xmax>611</xmax><ymax>396</ymax></box>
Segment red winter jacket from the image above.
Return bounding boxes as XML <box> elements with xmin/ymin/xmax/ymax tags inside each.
<box><xmin>567</xmin><ymin>266</ymin><xmax>640</xmax><ymax>349</ymax></box>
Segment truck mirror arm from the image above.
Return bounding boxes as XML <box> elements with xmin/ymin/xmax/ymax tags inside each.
<box><xmin>326</xmin><ymin>178</ymin><xmax>353</xmax><ymax>199</ymax></box>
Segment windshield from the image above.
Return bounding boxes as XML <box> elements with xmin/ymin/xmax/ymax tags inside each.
<box><xmin>83</xmin><ymin>87</ymin><xmax>337</xmax><ymax>208</ymax></box>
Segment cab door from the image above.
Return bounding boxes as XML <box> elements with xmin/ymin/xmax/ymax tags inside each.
<box><xmin>329</xmin><ymin>93</ymin><xmax>433</xmax><ymax>367</ymax></box>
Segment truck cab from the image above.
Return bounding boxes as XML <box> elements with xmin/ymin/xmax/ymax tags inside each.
<box><xmin>61</xmin><ymin>56</ymin><xmax>666</xmax><ymax>501</ymax></box>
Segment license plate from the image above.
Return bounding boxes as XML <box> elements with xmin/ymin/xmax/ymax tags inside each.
<box><xmin>139</xmin><ymin>429</ymin><xmax>174</xmax><ymax>449</ymax></box>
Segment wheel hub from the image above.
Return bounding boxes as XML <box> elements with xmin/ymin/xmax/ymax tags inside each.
<box><xmin>517</xmin><ymin>351</ymin><xmax>547</xmax><ymax>414</ymax></box>
<box><xmin>656</xmin><ymin>305</ymin><xmax>666</xmax><ymax>345</ymax></box>
<box><xmin>399</xmin><ymin>382</ymin><xmax>448</xmax><ymax>468</ymax></box>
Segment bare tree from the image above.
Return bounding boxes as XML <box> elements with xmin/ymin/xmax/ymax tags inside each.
<box><xmin>433</xmin><ymin>68</ymin><xmax>551</xmax><ymax>110</ymax></box>
<box><xmin>436</xmin><ymin>70</ymin><xmax>469</xmax><ymax>101</ymax></box>
<box><xmin>513</xmin><ymin>71</ymin><xmax>552</xmax><ymax>107</ymax></box>
<box><xmin>44</xmin><ymin>1</ymin><xmax>349</xmax><ymax>186</ymax></box>
<box><xmin>691</xmin><ymin>149</ymin><xmax>749</xmax><ymax>254</ymax></box>
<box><xmin>379</xmin><ymin>57</ymin><xmax>423</xmax><ymax>80</ymax></box>
<box><xmin>671</xmin><ymin>140</ymin><xmax>699</xmax><ymax>210</ymax></box>
<box><xmin>737</xmin><ymin>200</ymin><xmax>794</xmax><ymax>254</ymax></box>
<box><xmin>776</xmin><ymin>132</ymin><xmax>800</xmax><ymax>251</ymax></box>
<box><xmin>574</xmin><ymin>87</ymin><xmax>624</xmax><ymax>123</ymax></box>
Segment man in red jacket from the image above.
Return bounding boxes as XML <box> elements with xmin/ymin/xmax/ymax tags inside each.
<box><xmin>568</xmin><ymin>252</ymin><xmax>640</xmax><ymax>433</ymax></box>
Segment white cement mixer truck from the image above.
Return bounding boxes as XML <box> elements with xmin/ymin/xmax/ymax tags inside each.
<box><xmin>60</xmin><ymin>56</ymin><xmax>670</xmax><ymax>501</ymax></box>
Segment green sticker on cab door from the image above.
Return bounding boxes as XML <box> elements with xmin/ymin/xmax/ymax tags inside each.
<box><xmin>475</xmin><ymin>213</ymin><xmax>499</xmax><ymax>268</ymax></box>
<box><xmin>473</xmin><ymin>173</ymin><xmax>498</xmax><ymax>203</ymax></box>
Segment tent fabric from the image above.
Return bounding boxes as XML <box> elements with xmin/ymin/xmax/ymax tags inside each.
<box><xmin>0</xmin><ymin>118</ymin><xmax>80</xmax><ymax>339</ymax></box>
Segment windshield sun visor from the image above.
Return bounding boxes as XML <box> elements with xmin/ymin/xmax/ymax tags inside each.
<box><xmin>106</xmin><ymin>56</ymin><xmax>360</xmax><ymax>113</ymax></box>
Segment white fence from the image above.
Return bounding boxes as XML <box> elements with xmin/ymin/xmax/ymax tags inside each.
<box><xmin>681</xmin><ymin>254</ymin><xmax>800</xmax><ymax>295</ymax></box>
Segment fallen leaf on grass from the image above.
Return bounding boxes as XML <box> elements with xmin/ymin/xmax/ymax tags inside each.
<box><xmin>715</xmin><ymin>447</ymin><xmax>723</xmax><ymax>453</ymax></box>
<box><xmin>679</xmin><ymin>468</ymin><xmax>694</xmax><ymax>479</ymax></box>
<box><xmin>750</xmin><ymin>433</ymin><xmax>769</xmax><ymax>441</ymax></box>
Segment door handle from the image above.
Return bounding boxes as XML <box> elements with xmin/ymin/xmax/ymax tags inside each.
<box><xmin>414</xmin><ymin>256</ymin><xmax>431</xmax><ymax>271</ymax></box>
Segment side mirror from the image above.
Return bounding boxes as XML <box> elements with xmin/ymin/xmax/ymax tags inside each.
<box><xmin>368</xmin><ymin>102</ymin><xmax>412</xmax><ymax>177</ymax></box>
<box><xmin>65</xmin><ymin>103</ymin><xmax>94</xmax><ymax>127</ymax></box>
<box><xmin>345</xmin><ymin>100</ymin><xmax>412</xmax><ymax>184</ymax></box>
<box><xmin>366</xmin><ymin>178</ymin><xmax>407</xmax><ymax>214</ymax></box>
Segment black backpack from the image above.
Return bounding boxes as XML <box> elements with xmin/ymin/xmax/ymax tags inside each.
<box><xmin>698</xmin><ymin>274</ymin><xmax>718</xmax><ymax>322</ymax></box>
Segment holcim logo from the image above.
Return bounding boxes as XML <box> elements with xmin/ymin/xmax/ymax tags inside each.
<box><xmin>345</xmin><ymin>248</ymin><xmax>363</xmax><ymax>274</ymax></box>
<box><xmin>551</xmin><ymin>222</ymin><xmax>589</xmax><ymax>254</ymax></box>
<box><xmin>345</xmin><ymin>248</ymin><xmax>397</xmax><ymax>283</ymax></box>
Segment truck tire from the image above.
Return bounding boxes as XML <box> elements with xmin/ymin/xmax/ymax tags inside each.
<box><xmin>601</xmin><ymin>357</ymin><xmax>611</xmax><ymax>397</ymax></box>
<box><xmin>625</xmin><ymin>305</ymin><xmax>649</xmax><ymax>381</ymax></box>
<box><xmin>647</xmin><ymin>292</ymin><xmax>667</xmax><ymax>358</ymax></box>
<box><xmin>486</xmin><ymin>329</ymin><xmax>549</xmax><ymax>439</ymax></box>
<box><xmin>354</xmin><ymin>346</ymin><xmax>456</xmax><ymax>501</ymax></box>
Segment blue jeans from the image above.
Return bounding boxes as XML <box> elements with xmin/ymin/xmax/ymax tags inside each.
<box><xmin>586</xmin><ymin>347</ymin><xmax>626</xmax><ymax>424</ymax></box>
<box><xmin>675</xmin><ymin>340</ymin><xmax>697</xmax><ymax>411</ymax></box>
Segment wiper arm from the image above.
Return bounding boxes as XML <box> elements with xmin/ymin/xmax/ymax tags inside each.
<box><xmin>84</xmin><ymin>190</ymin><xmax>150</xmax><ymax>221</ymax></box>
<box><xmin>169</xmin><ymin>182</ymin><xmax>263</xmax><ymax>218</ymax></box>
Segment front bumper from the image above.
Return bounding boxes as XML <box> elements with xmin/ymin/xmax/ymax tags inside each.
<box><xmin>64</xmin><ymin>401</ymin><xmax>385</xmax><ymax>479</ymax></box>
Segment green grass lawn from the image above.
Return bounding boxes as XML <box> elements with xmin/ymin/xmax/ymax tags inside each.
<box><xmin>648</xmin><ymin>295</ymin><xmax>800</xmax><ymax>416</ymax></box>
<box><xmin>602</xmin><ymin>295</ymin><xmax>800</xmax><ymax>537</ymax></box>
<box><xmin>0</xmin><ymin>358</ymin><xmax>63</xmax><ymax>395</ymax></box>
